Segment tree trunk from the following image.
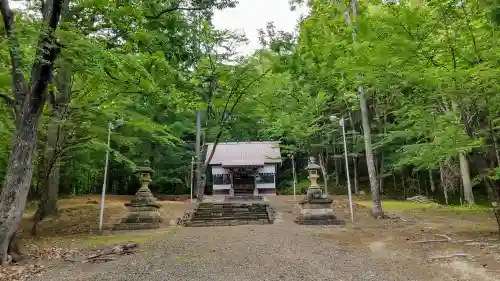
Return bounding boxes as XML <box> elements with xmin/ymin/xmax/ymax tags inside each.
<box><xmin>485</xmin><ymin>179</ymin><xmax>500</xmax><ymax>234</ymax></box>
<box><xmin>416</xmin><ymin>171</ymin><xmax>421</xmax><ymax>194</ymax></box>
<box><xmin>429</xmin><ymin>169</ymin><xmax>436</xmax><ymax>196</ymax></box>
<box><xmin>401</xmin><ymin>171</ymin><xmax>406</xmax><ymax>199</ymax></box>
<box><xmin>378</xmin><ymin>154</ymin><xmax>384</xmax><ymax>194</ymax></box>
<box><xmin>488</xmin><ymin>118</ymin><xmax>500</xmax><ymax>165</ymax></box>
<box><xmin>353</xmin><ymin>156</ymin><xmax>359</xmax><ymax>195</ymax></box>
<box><xmin>359</xmin><ymin>86</ymin><xmax>383</xmax><ymax>215</ymax></box>
<box><xmin>440</xmin><ymin>163</ymin><xmax>449</xmax><ymax>205</ymax></box>
<box><xmin>0</xmin><ymin>118</ymin><xmax>41</xmax><ymax>262</ymax></box>
<box><xmin>32</xmin><ymin>63</ymin><xmax>71</xmax><ymax>235</ymax></box>
<box><xmin>459</xmin><ymin>152</ymin><xmax>475</xmax><ymax>205</ymax></box>
<box><xmin>332</xmin><ymin>140</ymin><xmax>340</xmax><ymax>186</ymax></box>
<box><xmin>318</xmin><ymin>152</ymin><xmax>328</xmax><ymax>194</ymax></box>
<box><xmin>346</xmin><ymin>0</ymin><xmax>383</xmax><ymax>216</ymax></box>
<box><xmin>392</xmin><ymin>172</ymin><xmax>397</xmax><ymax>192</ymax></box>
<box><xmin>0</xmin><ymin>0</ymin><xmax>65</xmax><ymax>263</ymax></box>
<box><xmin>31</xmin><ymin>118</ymin><xmax>63</xmax><ymax>235</ymax></box>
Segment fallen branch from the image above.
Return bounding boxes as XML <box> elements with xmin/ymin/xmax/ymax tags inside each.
<box><xmin>413</xmin><ymin>234</ymin><xmax>451</xmax><ymax>243</ymax></box>
<box><xmin>65</xmin><ymin>243</ymin><xmax>138</xmax><ymax>263</ymax></box>
<box><xmin>412</xmin><ymin>238</ymin><xmax>477</xmax><ymax>244</ymax></box>
<box><xmin>430</xmin><ymin>253</ymin><xmax>468</xmax><ymax>259</ymax></box>
<box><xmin>87</xmin><ymin>257</ymin><xmax>115</xmax><ymax>263</ymax></box>
<box><xmin>435</xmin><ymin>234</ymin><xmax>451</xmax><ymax>241</ymax></box>
<box><xmin>86</xmin><ymin>243</ymin><xmax>138</xmax><ymax>260</ymax></box>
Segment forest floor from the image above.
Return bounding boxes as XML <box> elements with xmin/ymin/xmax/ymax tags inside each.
<box><xmin>1</xmin><ymin>195</ymin><xmax>499</xmax><ymax>281</ymax></box>
<box><xmin>0</xmin><ymin>195</ymin><xmax>193</xmax><ymax>281</ymax></box>
<box><xmin>325</xmin><ymin>196</ymin><xmax>500</xmax><ymax>280</ymax></box>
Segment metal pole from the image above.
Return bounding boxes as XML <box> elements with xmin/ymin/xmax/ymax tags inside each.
<box><xmin>195</xmin><ymin>110</ymin><xmax>202</xmax><ymax>201</ymax></box>
<box><xmin>292</xmin><ymin>154</ymin><xmax>297</xmax><ymax>201</ymax></box>
<box><xmin>189</xmin><ymin>156</ymin><xmax>194</xmax><ymax>202</ymax></box>
<box><xmin>98</xmin><ymin>122</ymin><xmax>112</xmax><ymax>235</ymax></box>
<box><xmin>340</xmin><ymin>118</ymin><xmax>355</xmax><ymax>226</ymax></box>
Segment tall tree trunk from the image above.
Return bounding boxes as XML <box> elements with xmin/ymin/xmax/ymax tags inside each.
<box><xmin>0</xmin><ymin>0</ymin><xmax>65</xmax><ymax>263</ymax></box>
<box><xmin>439</xmin><ymin>163</ymin><xmax>449</xmax><ymax>205</ymax></box>
<box><xmin>32</xmin><ymin>63</ymin><xmax>71</xmax><ymax>235</ymax></box>
<box><xmin>358</xmin><ymin>86</ymin><xmax>383</xmax><ymax>215</ymax></box>
<box><xmin>445</xmin><ymin>20</ymin><xmax>474</xmax><ymax>205</ymax></box>
<box><xmin>341</xmin><ymin>0</ymin><xmax>383</xmax><ymax>216</ymax></box>
<box><xmin>459</xmin><ymin>152</ymin><xmax>474</xmax><ymax>205</ymax></box>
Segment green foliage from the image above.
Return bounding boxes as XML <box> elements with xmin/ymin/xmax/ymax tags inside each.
<box><xmin>1</xmin><ymin>0</ymin><xmax>499</xmax><ymax>207</ymax></box>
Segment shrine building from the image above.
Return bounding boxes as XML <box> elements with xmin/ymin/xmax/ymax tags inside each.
<box><xmin>205</xmin><ymin>141</ymin><xmax>281</xmax><ymax>196</ymax></box>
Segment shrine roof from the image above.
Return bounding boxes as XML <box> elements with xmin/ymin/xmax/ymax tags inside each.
<box><xmin>205</xmin><ymin>141</ymin><xmax>281</xmax><ymax>166</ymax></box>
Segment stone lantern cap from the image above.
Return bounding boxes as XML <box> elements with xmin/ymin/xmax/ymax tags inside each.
<box><xmin>306</xmin><ymin>156</ymin><xmax>321</xmax><ymax>170</ymax></box>
<box><xmin>135</xmin><ymin>160</ymin><xmax>154</xmax><ymax>174</ymax></box>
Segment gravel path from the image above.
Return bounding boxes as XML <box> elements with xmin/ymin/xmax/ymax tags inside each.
<box><xmin>30</xmin><ymin>201</ymin><xmax>446</xmax><ymax>281</ymax></box>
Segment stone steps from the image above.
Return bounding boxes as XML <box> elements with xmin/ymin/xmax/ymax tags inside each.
<box><xmin>194</xmin><ymin>210</ymin><xmax>268</xmax><ymax>215</ymax></box>
<box><xmin>197</xmin><ymin>204</ymin><xmax>268</xmax><ymax>208</ymax></box>
<box><xmin>186</xmin><ymin>219</ymin><xmax>270</xmax><ymax>227</ymax></box>
<box><xmin>196</xmin><ymin>207</ymin><xmax>267</xmax><ymax>212</ymax></box>
<box><xmin>192</xmin><ymin>214</ymin><xmax>269</xmax><ymax>220</ymax></box>
<box><xmin>185</xmin><ymin>201</ymin><xmax>272</xmax><ymax>227</ymax></box>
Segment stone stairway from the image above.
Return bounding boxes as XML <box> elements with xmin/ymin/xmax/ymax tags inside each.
<box><xmin>185</xmin><ymin>200</ymin><xmax>274</xmax><ymax>227</ymax></box>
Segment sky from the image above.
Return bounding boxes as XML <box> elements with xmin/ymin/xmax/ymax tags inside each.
<box><xmin>212</xmin><ymin>0</ymin><xmax>308</xmax><ymax>55</ymax></box>
<box><xmin>9</xmin><ymin>0</ymin><xmax>308</xmax><ymax>55</ymax></box>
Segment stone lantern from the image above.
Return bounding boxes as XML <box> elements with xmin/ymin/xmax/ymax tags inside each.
<box><xmin>115</xmin><ymin>160</ymin><xmax>163</xmax><ymax>230</ymax></box>
<box><xmin>295</xmin><ymin>156</ymin><xmax>344</xmax><ymax>225</ymax></box>
<box><xmin>305</xmin><ymin>157</ymin><xmax>323</xmax><ymax>200</ymax></box>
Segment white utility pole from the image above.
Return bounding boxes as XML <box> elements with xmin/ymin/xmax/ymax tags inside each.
<box><xmin>340</xmin><ymin>118</ymin><xmax>355</xmax><ymax>226</ymax></box>
<box><xmin>98</xmin><ymin>119</ymin><xmax>123</xmax><ymax>235</ymax></box>
<box><xmin>330</xmin><ymin>115</ymin><xmax>355</xmax><ymax>226</ymax></box>
<box><xmin>195</xmin><ymin>110</ymin><xmax>202</xmax><ymax>201</ymax></box>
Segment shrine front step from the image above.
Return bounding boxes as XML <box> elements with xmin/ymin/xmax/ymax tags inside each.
<box><xmin>185</xmin><ymin>202</ymin><xmax>273</xmax><ymax>227</ymax></box>
<box><xmin>191</xmin><ymin>214</ymin><xmax>269</xmax><ymax>220</ymax></box>
<box><xmin>196</xmin><ymin>207</ymin><xmax>268</xmax><ymax>212</ymax></box>
<box><xmin>186</xmin><ymin>219</ymin><xmax>270</xmax><ymax>227</ymax></box>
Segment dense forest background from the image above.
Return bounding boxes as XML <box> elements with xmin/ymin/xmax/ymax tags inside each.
<box><xmin>0</xmin><ymin>0</ymin><xmax>499</xmax><ymax>248</ymax></box>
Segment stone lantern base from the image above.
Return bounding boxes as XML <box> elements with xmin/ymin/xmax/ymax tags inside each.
<box><xmin>114</xmin><ymin>185</ymin><xmax>163</xmax><ymax>230</ymax></box>
<box><xmin>295</xmin><ymin>195</ymin><xmax>345</xmax><ymax>225</ymax></box>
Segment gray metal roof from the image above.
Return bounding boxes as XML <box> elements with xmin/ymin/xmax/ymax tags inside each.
<box><xmin>205</xmin><ymin>141</ymin><xmax>281</xmax><ymax>166</ymax></box>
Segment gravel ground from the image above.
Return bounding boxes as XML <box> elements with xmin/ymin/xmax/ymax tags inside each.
<box><xmin>29</xmin><ymin>200</ymin><xmax>449</xmax><ymax>281</ymax></box>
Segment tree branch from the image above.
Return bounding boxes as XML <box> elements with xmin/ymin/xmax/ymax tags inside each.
<box><xmin>0</xmin><ymin>0</ymin><xmax>27</xmax><ymax>107</ymax></box>
<box><xmin>146</xmin><ymin>6</ymin><xmax>207</xmax><ymax>19</ymax></box>
<box><xmin>0</xmin><ymin>91</ymin><xmax>19</xmax><ymax>119</ymax></box>
<box><xmin>204</xmin><ymin>68</ymin><xmax>272</xmax><ymax>167</ymax></box>
<box><xmin>0</xmin><ymin>92</ymin><xmax>14</xmax><ymax>106</ymax></box>
<box><xmin>27</xmin><ymin>0</ymin><xmax>65</xmax><ymax>118</ymax></box>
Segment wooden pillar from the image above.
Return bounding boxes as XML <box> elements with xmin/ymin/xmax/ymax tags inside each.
<box><xmin>230</xmin><ymin>171</ymin><xmax>234</xmax><ymax>196</ymax></box>
<box><xmin>253</xmin><ymin>172</ymin><xmax>259</xmax><ymax>196</ymax></box>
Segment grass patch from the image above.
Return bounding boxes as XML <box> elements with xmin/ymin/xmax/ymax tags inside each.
<box><xmin>357</xmin><ymin>200</ymin><xmax>440</xmax><ymax>211</ymax></box>
<box><xmin>25</xmin><ymin>226</ymin><xmax>183</xmax><ymax>250</ymax></box>
<box><xmin>357</xmin><ymin>200</ymin><xmax>491</xmax><ymax>213</ymax></box>
<box><xmin>20</xmin><ymin>195</ymin><xmax>192</xmax><ymax>237</ymax></box>
<box><xmin>82</xmin><ymin>228</ymin><xmax>181</xmax><ymax>248</ymax></box>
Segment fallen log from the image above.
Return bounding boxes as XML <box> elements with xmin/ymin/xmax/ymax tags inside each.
<box><xmin>430</xmin><ymin>253</ymin><xmax>468</xmax><ymax>259</ymax></box>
